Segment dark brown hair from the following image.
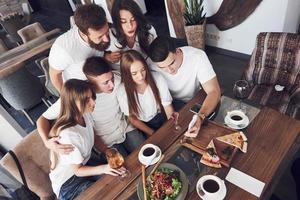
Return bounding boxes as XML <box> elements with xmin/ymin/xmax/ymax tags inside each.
<box><xmin>49</xmin><ymin>79</ymin><xmax>96</xmax><ymax>169</ymax></box>
<box><xmin>148</xmin><ymin>36</ymin><xmax>176</xmax><ymax>62</ymax></box>
<box><xmin>120</xmin><ymin>50</ymin><xmax>161</xmax><ymax>116</ymax></box>
<box><xmin>83</xmin><ymin>56</ymin><xmax>112</xmax><ymax>77</ymax></box>
<box><xmin>111</xmin><ymin>0</ymin><xmax>153</xmax><ymax>55</ymax></box>
<box><xmin>74</xmin><ymin>4</ymin><xmax>107</xmax><ymax>35</ymax></box>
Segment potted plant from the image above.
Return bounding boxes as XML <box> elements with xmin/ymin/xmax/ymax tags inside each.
<box><xmin>183</xmin><ymin>0</ymin><xmax>206</xmax><ymax>49</ymax></box>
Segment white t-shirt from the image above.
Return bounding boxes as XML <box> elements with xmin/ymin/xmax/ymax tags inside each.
<box><xmin>48</xmin><ymin>26</ymin><xmax>104</xmax><ymax>81</ymax></box>
<box><xmin>49</xmin><ymin>114</ymin><xmax>94</xmax><ymax>197</ymax></box>
<box><xmin>117</xmin><ymin>72</ymin><xmax>172</xmax><ymax>122</ymax></box>
<box><xmin>42</xmin><ymin>74</ymin><xmax>134</xmax><ymax>147</ymax></box>
<box><xmin>107</xmin><ymin>26</ymin><xmax>157</xmax><ymax>70</ymax></box>
<box><xmin>152</xmin><ymin>46</ymin><xmax>216</xmax><ymax>102</ymax></box>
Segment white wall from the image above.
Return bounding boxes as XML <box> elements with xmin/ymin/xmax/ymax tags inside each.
<box><xmin>166</xmin><ymin>0</ymin><xmax>300</xmax><ymax>55</ymax></box>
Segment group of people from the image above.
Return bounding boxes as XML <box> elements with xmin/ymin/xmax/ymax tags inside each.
<box><xmin>36</xmin><ymin>1</ymin><xmax>221</xmax><ymax>199</ymax></box>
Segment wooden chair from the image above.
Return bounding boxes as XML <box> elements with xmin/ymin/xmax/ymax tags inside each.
<box><xmin>243</xmin><ymin>32</ymin><xmax>300</xmax><ymax>119</ymax></box>
<box><xmin>17</xmin><ymin>22</ymin><xmax>46</xmax><ymax>43</ymax></box>
<box><xmin>0</xmin><ymin>130</ymin><xmax>55</xmax><ymax>200</ymax></box>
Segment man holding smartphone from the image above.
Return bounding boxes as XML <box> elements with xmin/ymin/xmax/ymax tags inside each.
<box><xmin>148</xmin><ymin>36</ymin><xmax>221</xmax><ymax>137</ymax></box>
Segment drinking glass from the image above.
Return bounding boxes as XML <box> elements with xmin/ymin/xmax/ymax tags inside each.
<box><xmin>105</xmin><ymin>148</ymin><xmax>130</xmax><ymax>179</ymax></box>
<box><xmin>172</xmin><ymin>112</ymin><xmax>182</xmax><ymax>132</ymax></box>
<box><xmin>233</xmin><ymin>80</ymin><xmax>250</xmax><ymax>109</ymax></box>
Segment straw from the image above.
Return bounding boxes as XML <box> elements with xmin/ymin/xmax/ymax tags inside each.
<box><xmin>146</xmin><ymin>154</ymin><xmax>165</xmax><ymax>180</ymax></box>
<box><xmin>141</xmin><ymin>165</ymin><xmax>147</xmax><ymax>200</ymax></box>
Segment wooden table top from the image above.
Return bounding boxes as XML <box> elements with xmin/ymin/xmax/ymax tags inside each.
<box><xmin>0</xmin><ymin>28</ymin><xmax>60</xmax><ymax>78</ymax></box>
<box><xmin>77</xmin><ymin>91</ymin><xmax>300</xmax><ymax>200</ymax></box>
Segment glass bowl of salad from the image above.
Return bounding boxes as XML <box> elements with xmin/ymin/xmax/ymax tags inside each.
<box><xmin>137</xmin><ymin>163</ymin><xmax>189</xmax><ymax>200</ymax></box>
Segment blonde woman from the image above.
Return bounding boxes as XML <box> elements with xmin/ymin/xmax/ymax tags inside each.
<box><xmin>48</xmin><ymin>79</ymin><xmax>125</xmax><ymax>200</ymax></box>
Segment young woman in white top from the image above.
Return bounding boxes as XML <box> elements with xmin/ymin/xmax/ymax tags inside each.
<box><xmin>105</xmin><ymin>0</ymin><xmax>157</xmax><ymax>66</ymax></box>
<box><xmin>117</xmin><ymin>50</ymin><xmax>176</xmax><ymax>136</ymax></box>
<box><xmin>49</xmin><ymin>79</ymin><xmax>125</xmax><ymax>200</ymax></box>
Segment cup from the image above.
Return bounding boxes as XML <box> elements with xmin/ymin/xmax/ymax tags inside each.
<box><xmin>226</xmin><ymin>110</ymin><xmax>247</xmax><ymax>126</ymax></box>
<box><xmin>196</xmin><ymin>175</ymin><xmax>225</xmax><ymax>199</ymax></box>
<box><xmin>138</xmin><ymin>144</ymin><xmax>159</xmax><ymax>166</ymax></box>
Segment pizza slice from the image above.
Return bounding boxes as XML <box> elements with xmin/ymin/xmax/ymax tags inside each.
<box><xmin>216</xmin><ymin>131</ymin><xmax>248</xmax><ymax>153</ymax></box>
<box><xmin>200</xmin><ymin>140</ymin><xmax>222</xmax><ymax>168</ymax></box>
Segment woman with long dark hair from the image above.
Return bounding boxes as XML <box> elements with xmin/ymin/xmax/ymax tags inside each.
<box><xmin>49</xmin><ymin>79</ymin><xmax>125</xmax><ymax>200</ymax></box>
<box><xmin>117</xmin><ymin>50</ymin><xmax>175</xmax><ymax>136</ymax></box>
<box><xmin>105</xmin><ymin>0</ymin><xmax>157</xmax><ymax>68</ymax></box>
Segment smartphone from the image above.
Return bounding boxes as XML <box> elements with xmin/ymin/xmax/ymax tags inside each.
<box><xmin>190</xmin><ymin>103</ymin><xmax>202</xmax><ymax>114</ymax></box>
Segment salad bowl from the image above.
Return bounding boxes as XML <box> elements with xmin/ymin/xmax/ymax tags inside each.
<box><xmin>137</xmin><ymin>163</ymin><xmax>188</xmax><ymax>200</ymax></box>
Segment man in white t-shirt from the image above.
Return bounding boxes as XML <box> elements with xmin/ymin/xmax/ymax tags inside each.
<box><xmin>37</xmin><ymin>57</ymin><xmax>145</xmax><ymax>157</ymax></box>
<box><xmin>49</xmin><ymin>4</ymin><xmax>121</xmax><ymax>92</ymax></box>
<box><xmin>148</xmin><ymin>36</ymin><xmax>221</xmax><ymax>137</ymax></box>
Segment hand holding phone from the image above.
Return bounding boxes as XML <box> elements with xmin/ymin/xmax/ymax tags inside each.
<box><xmin>188</xmin><ymin>114</ymin><xmax>198</xmax><ymax>131</ymax></box>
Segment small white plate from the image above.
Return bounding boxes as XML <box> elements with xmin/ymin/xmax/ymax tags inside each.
<box><xmin>138</xmin><ymin>146</ymin><xmax>162</xmax><ymax>166</ymax></box>
<box><xmin>224</xmin><ymin>114</ymin><xmax>249</xmax><ymax>130</ymax></box>
<box><xmin>199</xmin><ymin>181</ymin><xmax>227</xmax><ymax>200</ymax></box>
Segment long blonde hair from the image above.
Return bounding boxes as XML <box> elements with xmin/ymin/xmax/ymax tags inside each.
<box><xmin>120</xmin><ymin>50</ymin><xmax>161</xmax><ymax>117</ymax></box>
<box><xmin>49</xmin><ymin>79</ymin><xmax>96</xmax><ymax>170</ymax></box>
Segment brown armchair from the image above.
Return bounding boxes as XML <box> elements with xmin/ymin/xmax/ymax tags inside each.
<box><xmin>0</xmin><ymin>130</ymin><xmax>55</xmax><ymax>200</ymax></box>
<box><xmin>243</xmin><ymin>32</ymin><xmax>300</xmax><ymax>119</ymax></box>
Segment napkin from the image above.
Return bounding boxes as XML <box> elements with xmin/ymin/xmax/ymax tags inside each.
<box><xmin>225</xmin><ymin>167</ymin><xmax>265</xmax><ymax>197</ymax></box>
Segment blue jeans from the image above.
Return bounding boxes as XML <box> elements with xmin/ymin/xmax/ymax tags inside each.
<box><xmin>112</xmin><ymin>129</ymin><xmax>146</xmax><ymax>157</ymax></box>
<box><xmin>58</xmin><ymin>149</ymin><xmax>104</xmax><ymax>200</ymax></box>
<box><xmin>172</xmin><ymin>99</ymin><xmax>186</xmax><ymax>112</ymax></box>
<box><xmin>144</xmin><ymin>112</ymin><xmax>167</xmax><ymax>132</ymax></box>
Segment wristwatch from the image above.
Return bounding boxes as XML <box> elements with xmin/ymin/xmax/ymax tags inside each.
<box><xmin>198</xmin><ymin>113</ymin><xmax>206</xmax><ymax>123</ymax></box>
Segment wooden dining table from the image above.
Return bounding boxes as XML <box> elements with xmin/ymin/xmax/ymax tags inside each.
<box><xmin>0</xmin><ymin>28</ymin><xmax>61</xmax><ymax>78</ymax></box>
<box><xmin>77</xmin><ymin>90</ymin><xmax>300</xmax><ymax>200</ymax></box>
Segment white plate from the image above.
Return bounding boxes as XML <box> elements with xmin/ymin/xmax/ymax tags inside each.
<box><xmin>199</xmin><ymin>181</ymin><xmax>227</xmax><ymax>200</ymax></box>
<box><xmin>138</xmin><ymin>146</ymin><xmax>161</xmax><ymax>166</ymax></box>
<box><xmin>224</xmin><ymin>114</ymin><xmax>249</xmax><ymax>130</ymax></box>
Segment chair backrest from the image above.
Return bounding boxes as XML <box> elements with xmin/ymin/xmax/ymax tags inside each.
<box><xmin>40</xmin><ymin>57</ymin><xmax>60</xmax><ymax>97</ymax></box>
<box><xmin>0</xmin><ymin>38</ymin><xmax>8</xmax><ymax>54</ymax></box>
<box><xmin>244</xmin><ymin>32</ymin><xmax>300</xmax><ymax>93</ymax></box>
<box><xmin>21</xmin><ymin>3</ymin><xmax>31</xmax><ymax>25</ymax></box>
<box><xmin>0</xmin><ymin>13</ymin><xmax>25</xmax><ymax>43</ymax></box>
<box><xmin>0</xmin><ymin>130</ymin><xmax>55</xmax><ymax>199</ymax></box>
<box><xmin>17</xmin><ymin>22</ymin><xmax>46</xmax><ymax>43</ymax></box>
<box><xmin>0</xmin><ymin>64</ymin><xmax>45</xmax><ymax>110</ymax></box>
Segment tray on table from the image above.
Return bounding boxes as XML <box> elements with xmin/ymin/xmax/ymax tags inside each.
<box><xmin>181</xmin><ymin>121</ymin><xmax>240</xmax><ymax>167</ymax></box>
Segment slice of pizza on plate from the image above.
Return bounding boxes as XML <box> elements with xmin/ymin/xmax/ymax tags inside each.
<box><xmin>216</xmin><ymin>131</ymin><xmax>248</xmax><ymax>153</ymax></box>
<box><xmin>200</xmin><ymin>140</ymin><xmax>222</xmax><ymax>168</ymax></box>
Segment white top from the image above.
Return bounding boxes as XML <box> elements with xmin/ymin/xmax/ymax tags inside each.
<box><xmin>152</xmin><ymin>46</ymin><xmax>216</xmax><ymax>102</ymax></box>
<box><xmin>91</xmin><ymin>73</ymin><xmax>134</xmax><ymax>146</ymax></box>
<box><xmin>117</xmin><ymin>72</ymin><xmax>172</xmax><ymax>122</ymax></box>
<box><xmin>107</xmin><ymin>26</ymin><xmax>157</xmax><ymax>70</ymax></box>
<box><xmin>42</xmin><ymin>73</ymin><xmax>134</xmax><ymax>147</ymax></box>
<box><xmin>49</xmin><ymin>114</ymin><xmax>94</xmax><ymax>197</ymax></box>
<box><xmin>48</xmin><ymin>26</ymin><xmax>104</xmax><ymax>81</ymax></box>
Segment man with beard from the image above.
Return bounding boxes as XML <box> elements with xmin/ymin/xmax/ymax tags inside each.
<box><xmin>49</xmin><ymin>4</ymin><xmax>121</xmax><ymax>92</ymax></box>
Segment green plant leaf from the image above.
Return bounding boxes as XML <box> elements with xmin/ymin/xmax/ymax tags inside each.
<box><xmin>183</xmin><ymin>0</ymin><xmax>206</xmax><ymax>26</ymax></box>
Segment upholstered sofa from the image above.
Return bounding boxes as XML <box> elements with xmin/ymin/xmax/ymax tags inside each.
<box><xmin>243</xmin><ymin>32</ymin><xmax>300</xmax><ymax>119</ymax></box>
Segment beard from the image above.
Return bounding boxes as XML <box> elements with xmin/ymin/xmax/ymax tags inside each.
<box><xmin>87</xmin><ymin>37</ymin><xmax>110</xmax><ymax>51</ymax></box>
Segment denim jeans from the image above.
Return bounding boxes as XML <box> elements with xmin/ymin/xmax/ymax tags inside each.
<box><xmin>172</xmin><ymin>99</ymin><xmax>186</xmax><ymax>112</ymax></box>
<box><xmin>112</xmin><ymin>129</ymin><xmax>146</xmax><ymax>157</ymax></box>
<box><xmin>144</xmin><ymin>112</ymin><xmax>167</xmax><ymax>132</ymax></box>
<box><xmin>58</xmin><ymin>149</ymin><xmax>104</xmax><ymax>200</ymax></box>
